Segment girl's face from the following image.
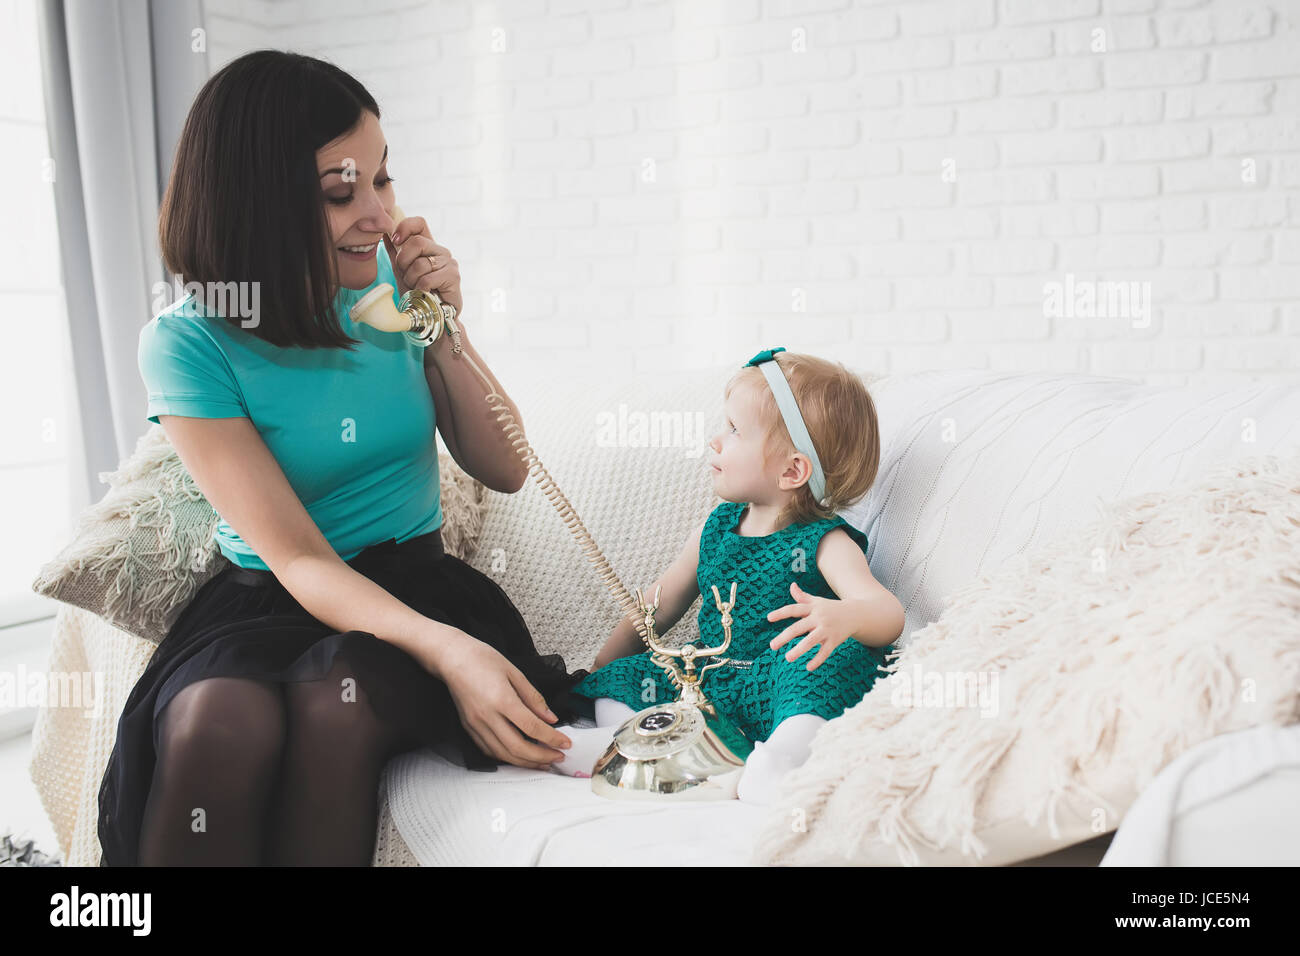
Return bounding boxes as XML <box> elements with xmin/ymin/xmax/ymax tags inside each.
<box><xmin>316</xmin><ymin>109</ymin><xmax>398</xmax><ymax>291</ymax></box>
<box><xmin>707</xmin><ymin>384</ymin><xmax>789</xmax><ymax>503</ymax></box>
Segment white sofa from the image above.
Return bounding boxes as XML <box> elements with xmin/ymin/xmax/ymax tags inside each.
<box><xmin>379</xmin><ymin>365</ymin><xmax>1300</xmax><ymax>866</ymax></box>
<box><xmin>29</xmin><ymin>363</ymin><xmax>1300</xmax><ymax>866</ymax></box>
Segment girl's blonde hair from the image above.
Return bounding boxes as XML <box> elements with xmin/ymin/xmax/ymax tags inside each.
<box><xmin>724</xmin><ymin>352</ymin><xmax>880</xmax><ymax>529</ymax></box>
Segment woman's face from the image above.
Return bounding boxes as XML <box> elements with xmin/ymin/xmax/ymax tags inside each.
<box><xmin>316</xmin><ymin>109</ymin><xmax>397</xmax><ymax>291</ymax></box>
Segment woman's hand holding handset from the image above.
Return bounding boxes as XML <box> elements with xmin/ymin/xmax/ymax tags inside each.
<box><xmin>410</xmin><ymin>623</ymin><xmax>573</xmax><ymax>771</ymax></box>
<box><xmin>382</xmin><ymin>205</ymin><xmax>463</xmax><ymax>315</ymax></box>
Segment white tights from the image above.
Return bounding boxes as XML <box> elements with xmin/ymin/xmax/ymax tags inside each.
<box><xmin>550</xmin><ymin>698</ymin><xmax>826</xmax><ymax>805</ymax></box>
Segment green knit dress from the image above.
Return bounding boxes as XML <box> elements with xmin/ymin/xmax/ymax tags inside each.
<box><xmin>573</xmin><ymin>500</ymin><xmax>897</xmax><ymax>743</ymax></box>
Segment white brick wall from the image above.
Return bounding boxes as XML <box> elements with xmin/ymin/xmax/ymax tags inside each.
<box><xmin>202</xmin><ymin>0</ymin><xmax>1300</xmax><ymax>385</ymax></box>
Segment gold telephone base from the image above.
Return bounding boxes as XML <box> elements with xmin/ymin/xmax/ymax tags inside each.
<box><xmin>591</xmin><ymin>701</ymin><xmax>747</xmax><ymax>801</ymax></box>
<box><xmin>589</xmin><ymin>583</ymin><xmax>754</xmax><ymax>800</ymax></box>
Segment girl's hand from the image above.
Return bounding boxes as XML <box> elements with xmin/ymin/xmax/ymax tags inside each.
<box><xmin>766</xmin><ymin>581</ymin><xmax>857</xmax><ymax>672</ymax></box>
<box><xmin>416</xmin><ymin>625</ymin><xmax>571</xmax><ymax>770</ymax></box>
<box><xmin>382</xmin><ymin>214</ymin><xmax>463</xmax><ymax>317</ymax></box>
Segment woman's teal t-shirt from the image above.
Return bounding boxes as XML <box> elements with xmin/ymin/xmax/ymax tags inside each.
<box><xmin>137</xmin><ymin>243</ymin><xmax>442</xmax><ymax>570</ymax></box>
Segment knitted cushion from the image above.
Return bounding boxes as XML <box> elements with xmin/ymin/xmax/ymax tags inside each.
<box><xmin>751</xmin><ymin>454</ymin><xmax>1300</xmax><ymax>866</ymax></box>
<box><xmin>30</xmin><ymin>423</ymin><xmax>486</xmax><ymax>645</ymax></box>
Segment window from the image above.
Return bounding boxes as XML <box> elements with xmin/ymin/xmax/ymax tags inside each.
<box><xmin>0</xmin><ymin>0</ymin><xmax>80</xmax><ymax>631</ymax></box>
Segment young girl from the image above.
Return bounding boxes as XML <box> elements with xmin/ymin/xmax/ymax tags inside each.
<box><xmin>551</xmin><ymin>347</ymin><xmax>905</xmax><ymax>804</ymax></box>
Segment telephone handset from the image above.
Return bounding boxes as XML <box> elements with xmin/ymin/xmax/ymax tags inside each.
<box><xmin>350</xmin><ymin>204</ymin><xmax>754</xmax><ymax>799</ymax></box>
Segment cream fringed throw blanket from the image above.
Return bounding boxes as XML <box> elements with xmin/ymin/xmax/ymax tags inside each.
<box><xmin>752</xmin><ymin>454</ymin><xmax>1300</xmax><ymax>867</ymax></box>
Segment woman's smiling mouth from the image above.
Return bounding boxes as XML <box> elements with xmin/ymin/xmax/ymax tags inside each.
<box><xmin>339</xmin><ymin>242</ymin><xmax>377</xmax><ymax>259</ymax></box>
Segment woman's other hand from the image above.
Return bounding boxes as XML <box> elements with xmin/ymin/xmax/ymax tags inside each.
<box><xmin>415</xmin><ymin>625</ymin><xmax>572</xmax><ymax>770</ymax></box>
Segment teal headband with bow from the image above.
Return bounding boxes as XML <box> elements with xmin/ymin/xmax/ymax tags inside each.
<box><xmin>743</xmin><ymin>347</ymin><xmax>828</xmax><ymax>507</ymax></box>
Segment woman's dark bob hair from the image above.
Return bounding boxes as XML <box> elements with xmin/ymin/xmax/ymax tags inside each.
<box><xmin>159</xmin><ymin>50</ymin><xmax>379</xmax><ymax>349</ymax></box>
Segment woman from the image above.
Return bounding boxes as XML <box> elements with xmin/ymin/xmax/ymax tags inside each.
<box><xmin>97</xmin><ymin>50</ymin><xmax>587</xmax><ymax>866</ymax></box>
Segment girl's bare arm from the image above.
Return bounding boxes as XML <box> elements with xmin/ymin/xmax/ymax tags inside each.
<box><xmin>593</xmin><ymin>518</ymin><xmax>705</xmax><ymax>670</ymax></box>
<box><xmin>816</xmin><ymin>528</ymin><xmax>905</xmax><ymax>647</ymax></box>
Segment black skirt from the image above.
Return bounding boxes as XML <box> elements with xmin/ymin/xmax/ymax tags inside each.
<box><xmin>96</xmin><ymin>528</ymin><xmax>593</xmax><ymax>867</ymax></box>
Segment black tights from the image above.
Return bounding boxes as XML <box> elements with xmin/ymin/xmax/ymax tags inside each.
<box><xmin>137</xmin><ymin>655</ymin><xmax>418</xmax><ymax>866</ymax></box>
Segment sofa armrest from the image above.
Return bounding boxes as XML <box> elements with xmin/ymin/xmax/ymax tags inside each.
<box><xmin>27</xmin><ymin>603</ymin><xmax>156</xmax><ymax>866</ymax></box>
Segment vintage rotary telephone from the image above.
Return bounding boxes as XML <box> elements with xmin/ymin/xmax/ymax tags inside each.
<box><xmin>589</xmin><ymin>582</ymin><xmax>754</xmax><ymax>800</ymax></box>
<box><xmin>349</xmin><ymin>204</ymin><xmax>755</xmax><ymax>800</ymax></box>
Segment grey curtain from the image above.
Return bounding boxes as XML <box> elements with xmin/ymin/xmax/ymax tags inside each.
<box><xmin>37</xmin><ymin>0</ymin><xmax>207</xmax><ymax>507</ymax></box>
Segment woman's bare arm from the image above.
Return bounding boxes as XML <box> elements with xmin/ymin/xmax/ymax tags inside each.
<box><xmin>424</xmin><ymin>331</ymin><xmax>529</xmax><ymax>494</ymax></box>
<box><xmin>158</xmin><ymin>414</ymin><xmax>571</xmax><ymax>767</ymax></box>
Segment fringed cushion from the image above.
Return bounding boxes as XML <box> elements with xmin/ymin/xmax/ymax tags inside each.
<box><xmin>31</xmin><ymin>423</ymin><xmax>485</xmax><ymax>645</ymax></box>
